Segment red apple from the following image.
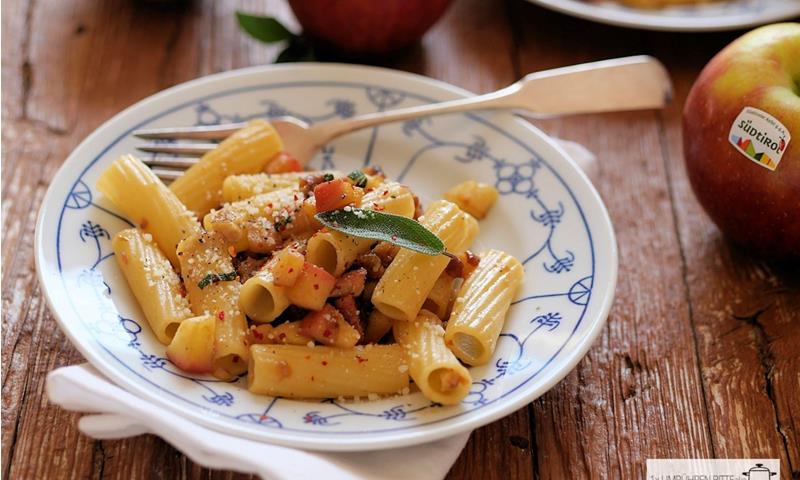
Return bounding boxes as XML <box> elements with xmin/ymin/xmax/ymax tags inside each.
<box><xmin>288</xmin><ymin>0</ymin><xmax>452</xmax><ymax>55</ymax></box>
<box><xmin>683</xmin><ymin>23</ymin><xmax>800</xmax><ymax>260</ymax></box>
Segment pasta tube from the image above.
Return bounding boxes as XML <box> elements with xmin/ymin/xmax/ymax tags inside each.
<box><xmin>394</xmin><ymin>310</ymin><xmax>472</xmax><ymax>405</ymax></box>
<box><xmin>177</xmin><ymin>231</ymin><xmax>248</xmax><ymax>379</ymax></box>
<box><xmin>96</xmin><ymin>154</ymin><xmax>200</xmax><ymax>266</ymax></box>
<box><xmin>248</xmin><ymin>344</ymin><xmax>409</xmax><ymax>398</ymax></box>
<box><xmin>170</xmin><ymin>119</ymin><xmax>283</xmax><ymax>216</ymax></box>
<box><xmin>239</xmin><ymin>268</ymin><xmax>291</xmax><ymax>323</ymax></box>
<box><xmin>112</xmin><ymin>228</ymin><xmax>192</xmax><ymax>344</ymax></box>
<box><xmin>445</xmin><ymin>249</ymin><xmax>523</xmax><ymax>366</ymax></box>
<box><xmin>222</xmin><ymin>171</ymin><xmax>339</xmax><ymax>202</ymax></box>
<box><xmin>306</xmin><ymin>182</ymin><xmax>416</xmax><ymax>275</ymax></box>
<box><xmin>372</xmin><ymin>200</ymin><xmax>478</xmax><ymax>322</ymax></box>
<box><xmin>203</xmin><ymin>188</ymin><xmax>304</xmax><ymax>252</ymax></box>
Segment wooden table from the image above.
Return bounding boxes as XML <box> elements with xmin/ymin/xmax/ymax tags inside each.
<box><xmin>2</xmin><ymin>0</ymin><xmax>798</xmax><ymax>478</ymax></box>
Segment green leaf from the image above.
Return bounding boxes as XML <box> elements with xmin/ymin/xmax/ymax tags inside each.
<box><xmin>236</xmin><ymin>11</ymin><xmax>294</xmax><ymax>43</ymax></box>
<box><xmin>315</xmin><ymin>208</ymin><xmax>445</xmax><ymax>256</ymax></box>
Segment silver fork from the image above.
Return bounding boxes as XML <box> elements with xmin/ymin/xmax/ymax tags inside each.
<box><xmin>135</xmin><ymin>56</ymin><xmax>672</xmax><ymax>181</ymax></box>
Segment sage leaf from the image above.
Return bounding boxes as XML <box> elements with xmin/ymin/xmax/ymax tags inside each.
<box><xmin>236</xmin><ymin>11</ymin><xmax>294</xmax><ymax>43</ymax></box>
<box><xmin>315</xmin><ymin>208</ymin><xmax>445</xmax><ymax>256</ymax></box>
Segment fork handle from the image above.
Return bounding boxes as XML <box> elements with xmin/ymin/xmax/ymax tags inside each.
<box><xmin>310</xmin><ymin>55</ymin><xmax>670</xmax><ymax>144</ymax></box>
<box><xmin>309</xmin><ymin>83</ymin><xmax>522</xmax><ymax>142</ymax></box>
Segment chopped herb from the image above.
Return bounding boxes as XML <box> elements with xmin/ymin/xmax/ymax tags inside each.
<box><xmin>198</xmin><ymin>271</ymin><xmax>238</xmax><ymax>289</ymax></box>
<box><xmin>322</xmin><ymin>173</ymin><xmax>335</xmax><ymax>182</ymax></box>
<box><xmin>347</xmin><ymin>169</ymin><xmax>368</xmax><ymax>188</ymax></box>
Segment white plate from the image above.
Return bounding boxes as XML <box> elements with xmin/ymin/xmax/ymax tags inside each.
<box><xmin>35</xmin><ymin>63</ymin><xmax>617</xmax><ymax>451</ymax></box>
<box><xmin>526</xmin><ymin>0</ymin><xmax>800</xmax><ymax>32</ymax></box>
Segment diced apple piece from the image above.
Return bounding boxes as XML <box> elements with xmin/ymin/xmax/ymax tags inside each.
<box><xmin>269</xmin><ymin>247</ymin><xmax>305</xmax><ymax>287</ymax></box>
<box><xmin>265</xmin><ymin>152</ymin><xmax>302</xmax><ymax>174</ymax></box>
<box><xmin>313</xmin><ymin>178</ymin><xmax>364</xmax><ymax>213</ymax></box>
<box><xmin>286</xmin><ymin>262</ymin><xmax>336</xmax><ymax>310</ymax></box>
<box><xmin>166</xmin><ymin>314</ymin><xmax>216</xmax><ymax>373</ymax></box>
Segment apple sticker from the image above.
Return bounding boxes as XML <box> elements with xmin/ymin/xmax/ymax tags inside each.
<box><xmin>728</xmin><ymin>106</ymin><xmax>791</xmax><ymax>171</ymax></box>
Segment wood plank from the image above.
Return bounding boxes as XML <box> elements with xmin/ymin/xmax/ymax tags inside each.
<box><xmin>1</xmin><ymin>0</ymin><xmax>204</xmax><ymax>478</ymax></box>
<box><xmin>510</xmin><ymin>2</ymin><xmax>718</xmax><ymax>477</ymax></box>
<box><xmin>649</xmin><ymin>31</ymin><xmax>800</xmax><ymax>477</ymax></box>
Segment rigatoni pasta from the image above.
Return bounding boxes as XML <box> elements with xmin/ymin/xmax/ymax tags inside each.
<box><xmin>306</xmin><ymin>182</ymin><xmax>416</xmax><ymax>275</ymax></box>
<box><xmin>170</xmin><ymin>119</ymin><xmax>283</xmax><ymax>216</ymax></box>
<box><xmin>99</xmin><ymin>119</ymin><xmax>524</xmax><ymax>405</ymax></box>
<box><xmin>394</xmin><ymin>310</ymin><xmax>472</xmax><ymax>405</ymax></box>
<box><xmin>445</xmin><ymin>249</ymin><xmax>524</xmax><ymax>366</ymax></box>
<box><xmin>248</xmin><ymin>344</ymin><xmax>409</xmax><ymax>398</ymax></box>
<box><xmin>222</xmin><ymin>171</ymin><xmax>339</xmax><ymax>202</ymax></box>
<box><xmin>112</xmin><ymin>228</ymin><xmax>192</xmax><ymax>344</ymax></box>
<box><xmin>371</xmin><ymin>200</ymin><xmax>479</xmax><ymax>322</ymax></box>
<box><xmin>177</xmin><ymin>231</ymin><xmax>249</xmax><ymax>379</ymax></box>
<box><xmin>97</xmin><ymin>154</ymin><xmax>200</xmax><ymax>266</ymax></box>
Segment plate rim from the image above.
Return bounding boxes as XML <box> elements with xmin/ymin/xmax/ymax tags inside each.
<box><xmin>525</xmin><ymin>0</ymin><xmax>800</xmax><ymax>32</ymax></box>
<box><xmin>35</xmin><ymin>62</ymin><xmax>618</xmax><ymax>451</ymax></box>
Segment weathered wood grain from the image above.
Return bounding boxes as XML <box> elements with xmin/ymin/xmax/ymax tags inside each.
<box><xmin>2</xmin><ymin>0</ymin><xmax>799</xmax><ymax>479</ymax></box>
<box><xmin>649</xmin><ymin>31</ymin><xmax>800</xmax><ymax>477</ymax></box>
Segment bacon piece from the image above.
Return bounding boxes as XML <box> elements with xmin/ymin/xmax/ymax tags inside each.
<box><xmin>234</xmin><ymin>255</ymin><xmax>269</xmax><ymax>282</ymax></box>
<box><xmin>334</xmin><ymin>295</ymin><xmax>364</xmax><ymax>339</ymax></box>
<box><xmin>299</xmin><ymin>304</ymin><xmax>341</xmax><ymax>346</ymax></box>
<box><xmin>299</xmin><ymin>173</ymin><xmax>329</xmax><ymax>196</ymax></box>
<box><xmin>354</xmin><ymin>252</ymin><xmax>384</xmax><ymax>279</ymax></box>
<box><xmin>372</xmin><ymin>241</ymin><xmax>399</xmax><ymax>267</ymax></box>
<box><xmin>445</xmin><ymin>255</ymin><xmax>464</xmax><ymax>278</ymax></box>
<box><xmin>330</xmin><ymin>268</ymin><xmax>366</xmax><ymax>297</ymax></box>
<box><xmin>462</xmin><ymin>250</ymin><xmax>481</xmax><ymax>279</ymax></box>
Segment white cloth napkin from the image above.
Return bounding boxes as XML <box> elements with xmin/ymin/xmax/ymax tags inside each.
<box><xmin>47</xmin><ymin>364</ymin><xmax>470</xmax><ymax>480</ymax></box>
<box><xmin>45</xmin><ymin>138</ymin><xmax>595</xmax><ymax>479</ymax></box>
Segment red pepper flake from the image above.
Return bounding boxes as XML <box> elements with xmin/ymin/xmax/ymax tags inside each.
<box><xmin>278</xmin><ymin>332</ymin><xmax>287</xmax><ymax>341</ymax></box>
<box><xmin>140</xmin><ymin>218</ymin><xmax>149</xmax><ymax>228</ymax></box>
<box><xmin>323</xmin><ymin>329</ymin><xmax>332</xmax><ymax>338</ymax></box>
<box><xmin>260</xmin><ymin>415</ymin><xmax>269</xmax><ymax>421</ymax></box>
<box><xmin>218</xmin><ymin>311</ymin><xmax>226</xmax><ymax>321</ymax></box>
<box><xmin>391</xmin><ymin>234</ymin><xmax>398</xmax><ymax>241</ymax></box>
<box><xmin>311</xmin><ymin>375</ymin><xmax>315</xmax><ymax>381</ymax></box>
<box><xmin>382</xmin><ymin>190</ymin><xmax>389</xmax><ymax>196</ymax></box>
<box><xmin>321</xmin><ymin>360</ymin><xmax>328</xmax><ymax>366</ymax></box>
<box><xmin>356</xmin><ymin>355</ymin><xmax>367</xmax><ymax>364</ymax></box>
<box><xmin>252</xmin><ymin>328</ymin><xmax>264</xmax><ymax>340</ymax></box>
<box><xmin>231</xmin><ymin>355</ymin><xmax>240</xmax><ymax>363</ymax></box>
<box><xmin>288</xmin><ymin>268</ymin><xmax>294</xmax><ymax>273</ymax></box>
<box><xmin>313</xmin><ymin>284</ymin><xmax>319</xmax><ymax>290</ymax></box>
<box><xmin>373</xmin><ymin>204</ymin><xmax>385</xmax><ymax>211</ymax></box>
